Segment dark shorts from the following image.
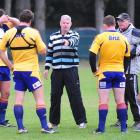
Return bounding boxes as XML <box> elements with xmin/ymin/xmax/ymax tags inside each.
<box><xmin>0</xmin><ymin>66</ymin><xmax>10</xmax><ymax>81</ymax></box>
<box><xmin>13</xmin><ymin>71</ymin><xmax>42</xmax><ymax>92</ymax></box>
<box><xmin>98</xmin><ymin>71</ymin><xmax>126</xmax><ymax>89</ymax></box>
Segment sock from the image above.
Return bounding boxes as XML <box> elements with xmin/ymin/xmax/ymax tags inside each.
<box><xmin>98</xmin><ymin>104</ymin><xmax>108</xmax><ymax>132</ymax></box>
<box><xmin>116</xmin><ymin>103</ymin><xmax>128</xmax><ymax>121</ymax></box>
<box><xmin>117</xmin><ymin>103</ymin><xmax>127</xmax><ymax>131</ymax></box>
<box><xmin>0</xmin><ymin>99</ymin><xmax>8</xmax><ymax>123</ymax></box>
<box><xmin>36</xmin><ymin>107</ymin><xmax>48</xmax><ymax>129</ymax></box>
<box><xmin>14</xmin><ymin>105</ymin><xmax>24</xmax><ymax>130</ymax></box>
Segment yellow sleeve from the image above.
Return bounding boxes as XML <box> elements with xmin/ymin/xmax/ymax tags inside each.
<box><xmin>35</xmin><ymin>30</ymin><xmax>46</xmax><ymax>53</ymax></box>
<box><xmin>89</xmin><ymin>35</ymin><xmax>102</xmax><ymax>54</ymax></box>
<box><xmin>0</xmin><ymin>32</ymin><xmax>9</xmax><ymax>51</ymax></box>
<box><xmin>6</xmin><ymin>22</ymin><xmax>14</xmax><ymax>28</ymax></box>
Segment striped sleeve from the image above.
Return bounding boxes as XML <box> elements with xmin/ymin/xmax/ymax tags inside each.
<box><xmin>45</xmin><ymin>37</ymin><xmax>53</xmax><ymax>70</ymax></box>
<box><xmin>68</xmin><ymin>31</ymin><xmax>79</xmax><ymax>48</ymax></box>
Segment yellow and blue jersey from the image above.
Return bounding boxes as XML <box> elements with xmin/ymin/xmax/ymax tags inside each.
<box><xmin>89</xmin><ymin>30</ymin><xmax>130</xmax><ymax>73</ymax></box>
<box><xmin>0</xmin><ymin>26</ymin><xmax>46</xmax><ymax>75</ymax></box>
<box><xmin>1</xmin><ymin>22</ymin><xmax>14</xmax><ymax>32</ymax></box>
<box><xmin>0</xmin><ymin>22</ymin><xmax>14</xmax><ymax>66</ymax></box>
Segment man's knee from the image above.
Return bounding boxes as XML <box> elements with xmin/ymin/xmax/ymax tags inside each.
<box><xmin>1</xmin><ymin>92</ymin><xmax>10</xmax><ymax>99</ymax></box>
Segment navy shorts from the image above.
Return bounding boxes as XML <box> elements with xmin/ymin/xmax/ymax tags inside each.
<box><xmin>98</xmin><ymin>71</ymin><xmax>126</xmax><ymax>89</ymax></box>
<box><xmin>0</xmin><ymin>66</ymin><xmax>10</xmax><ymax>81</ymax></box>
<box><xmin>13</xmin><ymin>71</ymin><xmax>42</xmax><ymax>92</ymax></box>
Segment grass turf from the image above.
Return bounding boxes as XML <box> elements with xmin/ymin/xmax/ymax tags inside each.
<box><xmin>0</xmin><ymin>60</ymin><xmax>139</xmax><ymax>140</ymax></box>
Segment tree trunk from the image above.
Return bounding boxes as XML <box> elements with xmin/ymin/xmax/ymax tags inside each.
<box><xmin>15</xmin><ymin>0</ymin><xmax>31</xmax><ymax>17</ymax></box>
<box><xmin>34</xmin><ymin>0</ymin><xmax>46</xmax><ymax>32</ymax></box>
<box><xmin>95</xmin><ymin>0</ymin><xmax>105</xmax><ymax>32</ymax></box>
<box><xmin>4</xmin><ymin>0</ymin><xmax>12</xmax><ymax>16</ymax></box>
<box><xmin>127</xmin><ymin>0</ymin><xmax>135</xmax><ymax>24</ymax></box>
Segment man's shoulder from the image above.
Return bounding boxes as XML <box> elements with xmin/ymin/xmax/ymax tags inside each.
<box><xmin>5</xmin><ymin>26</ymin><xmax>16</xmax><ymax>34</ymax></box>
<box><xmin>1</xmin><ymin>22</ymin><xmax>13</xmax><ymax>32</ymax></box>
<box><xmin>50</xmin><ymin>31</ymin><xmax>60</xmax><ymax>36</ymax></box>
<box><xmin>132</xmin><ymin>28</ymin><xmax>140</xmax><ymax>38</ymax></box>
<box><xmin>49</xmin><ymin>31</ymin><xmax>62</xmax><ymax>41</ymax></box>
<box><xmin>69</xmin><ymin>30</ymin><xmax>78</xmax><ymax>34</ymax></box>
<box><xmin>24</xmin><ymin>26</ymin><xmax>38</xmax><ymax>32</ymax></box>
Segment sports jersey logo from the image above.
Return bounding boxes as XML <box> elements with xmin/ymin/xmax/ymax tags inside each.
<box><xmin>15</xmin><ymin>33</ymin><xmax>25</xmax><ymax>37</ymax></box>
<box><xmin>109</xmin><ymin>36</ymin><xmax>120</xmax><ymax>40</ymax></box>
<box><xmin>32</xmin><ymin>81</ymin><xmax>41</xmax><ymax>89</ymax></box>
<box><xmin>99</xmin><ymin>81</ymin><xmax>106</xmax><ymax>88</ymax></box>
<box><xmin>120</xmin><ymin>82</ymin><xmax>125</xmax><ymax>88</ymax></box>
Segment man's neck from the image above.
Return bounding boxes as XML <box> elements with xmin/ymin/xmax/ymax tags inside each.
<box><xmin>106</xmin><ymin>26</ymin><xmax>116</xmax><ymax>31</ymax></box>
<box><xmin>61</xmin><ymin>30</ymin><xmax>69</xmax><ymax>35</ymax></box>
<box><xmin>19</xmin><ymin>22</ymin><xmax>30</xmax><ymax>26</ymax></box>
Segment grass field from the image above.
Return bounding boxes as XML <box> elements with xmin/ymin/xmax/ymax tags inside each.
<box><xmin>0</xmin><ymin>60</ymin><xmax>140</xmax><ymax>140</ymax></box>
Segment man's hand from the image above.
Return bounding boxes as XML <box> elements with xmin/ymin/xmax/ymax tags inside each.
<box><xmin>9</xmin><ymin>64</ymin><xmax>14</xmax><ymax>71</ymax></box>
<box><xmin>63</xmin><ymin>39</ymin><xmax>69</xmax><ymax>46</ymax></box>
<box><xmin>93</xmin><ymin>70</ymin><xmax>100</xmax><ymax>77</ymax></box>
<box><xmin>130</xmin><ymin>48</ymin><xmax>136</xmax><ymax>59</ymax></box>
<box><xmin>7</xmin><ymin>16</ymin><xmax>20</xmax><ymax>26</ymax></box>
<box><xmin>137</xmin><ymin>94</ymin><xmax>140</xmax><ymax>105</ymax></box>
<box><xmin>44</xmin><ymin>70</ymin><xmax>49</xmax><ymax>79</ymax></box>
<box><xmin>0</xmin><ymin>15</ymin><xmax>9</xmax><ymax>24</ymax></box>
<box><xmin>0</xmin><ymin>50</ymin><xmax>13</xmax><ymax>71</ymax></box>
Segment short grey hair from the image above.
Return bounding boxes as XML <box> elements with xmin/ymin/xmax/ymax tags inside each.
<box><xmin>60</xmin><ymin>15</ymin><xmax>71</xmax><ymax>21</ymax></box>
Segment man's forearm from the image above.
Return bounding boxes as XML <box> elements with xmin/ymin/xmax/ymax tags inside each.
<box><xmin>0</xmin><ymin>50</ymin><xmax>13</xmax><ymax>70</ymax></box>
<box><xmin>8</xmin><ymin>17</ymin><xmax>20</xmax><ymax>26</ymax></box>
<box><xmin>89</xmin><ymin>52</ymin><xmax>97</xmax><ymax>73</ymax></box>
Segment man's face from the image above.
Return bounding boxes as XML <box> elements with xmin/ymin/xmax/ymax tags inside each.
<box><xmin>60</xmin><ymin>18</ymin><xmax>72</xmax><ymax>32</ymax></box>
<box><xmin>117</xmin><ymin>19</ymin><xmax>130</xmax><ymax>30</ymax></box>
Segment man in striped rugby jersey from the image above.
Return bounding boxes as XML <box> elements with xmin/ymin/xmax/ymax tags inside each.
<box><xmin>44</xmin><ymin>15</ymin><xmax>87</xmax><ymax>130</ymax></box>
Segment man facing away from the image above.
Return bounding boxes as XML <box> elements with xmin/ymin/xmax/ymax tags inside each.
<box><xmin>44</xmin><ymin>15</ymin><xmax>87</xmax><ymax>130</ymax></box>
<box><xmin>89</xmin><ymin>15</ymin><xmax>130</xmax><ymax>133</ymax></box>
<box><xmin>0</xmin><ymin>9</ymin><xmax>55</xmax><ymax>134</ymax></box>
<box><xmin>0</xmin><ymin>8</ymin><xmax>20</xmax><ymax>127</ymax></box>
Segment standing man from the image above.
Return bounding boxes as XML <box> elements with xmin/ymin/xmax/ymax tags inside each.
<box><xmin>0</xmin><ymin>9</ymin><xmax>20</xmax><ymax>127</ymax></box>
<box><xmin>111</xmin><ymin>13</ymin><xmax>140</xmax><ymax>131</ymax></box>
<box><xmin>44</xmin><ymin>15</ymin><xmax>87</xmax><ymax>129</ymax></box>
<box><xmin>0</xmin><ymin>9</ymin><xmax>55</xmax><ymax>134</ymax></box>
<box><xmin>89</xmin><ymin>15</ymin><xmax>130</xmax><ymax>133</ymax></box>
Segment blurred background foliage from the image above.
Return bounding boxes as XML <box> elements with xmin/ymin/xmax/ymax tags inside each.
<box><xmin>0</xmin><ymin>0</ymin><xmax>138</xmax><ymax>59</ymax></box>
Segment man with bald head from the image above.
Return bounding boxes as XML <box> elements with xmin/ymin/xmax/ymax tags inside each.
<box><xmin>44</xmin><ymin>15</ymin><xmax>87</xmax><ymax>130</ymax></box>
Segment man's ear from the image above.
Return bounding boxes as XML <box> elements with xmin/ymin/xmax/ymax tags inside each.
<box><xmin>60</xmin><ymin>21</ymin><xmax>61</xmax><ymax>27</ymax></box>
<box><xmin>29</xmin><ymin>20</ymin><xmax>32</xmax><ymax>26</ymax></box>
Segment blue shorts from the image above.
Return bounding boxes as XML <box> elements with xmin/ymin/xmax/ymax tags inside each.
<box><xmin>13</xmin><ymin>71</ymin><xmax>42</xmax><ymax>92</ymax></box>
<box><xmin>0</xmin><ymin>66</ymin><xmax>10</xmax><ymax>81</ymax></box>
<box><xmin>98</xmin><ymin>71</ymin><xmax>126</xmax><ymax>89</ymax></box>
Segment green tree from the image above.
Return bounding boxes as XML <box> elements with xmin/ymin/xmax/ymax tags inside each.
<box><xmin>127</xmin><ymin>0</ymin><xmax>135</xmax><ymax>24</ymax></box>
<box><xmin>34</xmin><ymin>0</ymin><xmax>46</xmax><ymax>31</ymax></box>
<box><xmin>15</xmin><ymin>0</ymin><xmax>31</xmax><ymax>17</ymax></box>
<box><xmin>4</xmin><ymin>0</ymin><xmax>12</xmax><ymax>16</ymax></box>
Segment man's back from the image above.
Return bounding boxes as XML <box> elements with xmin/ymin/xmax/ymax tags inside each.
<box><xmin>90</xmin><ymin>31</ymin><xmax>130</xmax><ymax>72</ymax></box>
<box><xmin>0</xmin><ymin>26</ymin><xmax>46</xmax><ymax>71</ymax></box>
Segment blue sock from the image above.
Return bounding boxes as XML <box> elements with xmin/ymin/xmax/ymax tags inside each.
<box><xmin>117</xmin><ymin>108</ymin><xmax>127</xmax><ymax>131</ymax></box>
<box><xmin>98</xmin><ymin>109</ymin><xmax>108</xmax><ymax>132</ymax></box>
<box><xmin>36</xmin><ymin>108</ymin><xmax>48</xmax><ymax>129</ymax></box>
<box><xmin>0</xmin><ymin>102</ymin><xmax>8</xmax><ymax>123</ymax></box>
<box><xmin>14</xmin><ymin>105</ymin><xmax>24</xmax><ymax>130</ymax></box>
